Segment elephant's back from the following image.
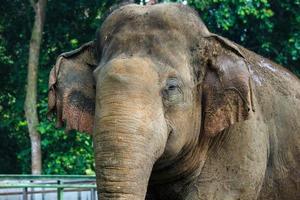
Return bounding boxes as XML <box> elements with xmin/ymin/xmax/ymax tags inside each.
<box><xmin>238</xmin><ymin>46</ymin><xmax>300</xmax><ymax>121</ymax></box>
<box><xmin>240</xmin><ymin>46</ymin><xmax>300</xmax><ymax>98</ymax></box>
<box><xmin>240</xmin><ymin>48</ymin><xmax>300</xmax><ymax>200</ymax></box>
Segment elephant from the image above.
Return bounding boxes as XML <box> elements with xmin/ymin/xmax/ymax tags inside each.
<box><xmin>47</xmin><ymin>3</ymin><xmax>300</xmax><ymax>200</ymax></box>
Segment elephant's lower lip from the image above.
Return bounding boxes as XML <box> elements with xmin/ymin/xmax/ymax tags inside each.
<box><xmin>166</xmin><ymin>129</ymin><xmax>174</xmax><ymax>142</ymax></box>
<box><xmin>167</xmin><ymin>123</ymin><xmax>174</xmax><ymax>137</ymax></box>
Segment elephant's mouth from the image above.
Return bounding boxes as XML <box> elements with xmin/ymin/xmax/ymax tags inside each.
<box><xmin>168</xmin><ymin>125</ymin><xmax>174</xmax><ymax>137</ymax></box>
<box><xmin>166</xmin><ymin>118</ymin><xmax>175</xmax><ymax>137</ymax></box>
<box><xmin>151</xmin><ymin>123</ymin><xmax>175</xmax><ymax>169</ymax></box>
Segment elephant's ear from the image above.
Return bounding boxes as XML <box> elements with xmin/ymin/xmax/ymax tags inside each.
<box><xmin>204</xmin><ymin>33</ymin><xmax>246</xmax><ymax>59</ymax></box>
<box><xmin>202</xmin><ymin>46</ymin><xmax>254</xmax><ymax>137</ymax></box>
<box><xmin>48</xmin><ymin>41</ymin><xmax>97</xmax><ymax>134</ymax></box>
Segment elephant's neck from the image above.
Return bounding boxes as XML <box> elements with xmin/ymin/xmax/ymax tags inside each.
<box><xmin>149</xmin><ymin>134</ymin><xmax>212</xmax><ymax>185</ymax></box>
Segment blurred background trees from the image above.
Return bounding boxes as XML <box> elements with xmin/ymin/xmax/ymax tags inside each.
<box><xmin>0</xmin><ymin>0</ymin><xmax>299</xmax><ymax>174</ymax></box>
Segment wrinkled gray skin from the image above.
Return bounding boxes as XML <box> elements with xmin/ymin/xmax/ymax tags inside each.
<box><xmin>48</xmin><ymin>3</ymin><xmax>300</xmax><ymax>200</ymax></box>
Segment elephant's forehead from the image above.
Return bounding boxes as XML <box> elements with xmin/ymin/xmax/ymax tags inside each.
<box><xmin>100</xmin><ymin>3</ymin><xmax>205</xmax><ymax>37</ymax></box>
<box><xmin>99</xmin><ymin>3</ymin><xmax>208</xmax><ymax>47</ymax></box>
<box><xmin>102</xmin><ymin>4</ymin><xmax>205</xmax><ymax>31</ymax></box>
<box><xmin>99</xmin><ymin>4</ymin><xmax>198</xmax><ymax>84</ymax></box>
<box><xmin>99</xmin><ymin>33</ymin><xmax>193</xmax><ymax>85</ymax></box>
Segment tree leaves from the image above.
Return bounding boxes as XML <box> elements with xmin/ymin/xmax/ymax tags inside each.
<box><xmin>188</xmin><ymin>0</ymin><xmax>300</xmax><ymax>75</ymax></box>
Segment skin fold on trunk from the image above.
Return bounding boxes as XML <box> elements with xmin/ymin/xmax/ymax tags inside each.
<box><xmin>93</xmin><ymin>125</ymin><xmax>155</xmax><ymax>199</ymax></box>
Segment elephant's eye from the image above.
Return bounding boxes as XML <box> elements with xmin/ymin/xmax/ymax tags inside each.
<box><xmin>167</xmin><ymin>84</ymin><xmax>177</xmax><ymax>91</ymax></box>
<box><xmin>162</xmin><ymin>78</ymin><xmax>183</xmax><ymax>105</ymax></box>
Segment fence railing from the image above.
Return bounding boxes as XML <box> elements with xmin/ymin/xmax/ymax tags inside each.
<box><xmin>0</xmin><ymin>175</ymin><xmax>97</xmax><ymax>200</ymax></box>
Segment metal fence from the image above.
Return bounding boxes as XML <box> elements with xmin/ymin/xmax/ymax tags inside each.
<box><xmin>0</xmin><ymin>175</ymin><xmax>97</xmax><ymax>200</ymax></box>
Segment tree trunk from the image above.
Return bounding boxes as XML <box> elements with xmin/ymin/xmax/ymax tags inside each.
<box><xmin>24</xmin><ymin>0</ymin><xmax>47</xmax><ymax>175</ymax></box>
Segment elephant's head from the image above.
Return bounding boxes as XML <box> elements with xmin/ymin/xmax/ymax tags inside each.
<box><xmin>48</xmin><ymin>3</ymin><xmax>254</xmax><ymax>200</ymax></box>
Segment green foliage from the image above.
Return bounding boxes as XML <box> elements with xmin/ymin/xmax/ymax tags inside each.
<box><xmin>37</xmin><ymin>99</ymin><xmax>95</xmax><ymax>175</ymax></box>
<box><xmin>0</xmin><ymin>0</ymin><xmax>118</xmax><ymax>174</ymax></box>
<box><xmin>0</xmin><ymin>0</ymin><xmax>299</xmax><ymax>174</ymax></box>
<box><xmin>39</xmin><ymin>124</ymin><xmax>94</xmax><ymax>175</ymax></box>
<box><xmin>188</xmin><ymin>0</ymin><xmax>300</xmax><ymax>76</ymax></box>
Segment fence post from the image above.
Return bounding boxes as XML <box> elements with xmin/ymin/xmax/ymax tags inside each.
<box><xmin>42</xmin><ymin>188</ymin><xmax>45</xmax><ymax>200</ymax></box>
<box><xmin>30</xmin><ymin>180</ymin><xmax>34</xmax><ymax>200</ymax></box>
<box><xmin>91</xmin><ymin>188</ymin><xmax>96</xmax><ymax>200</ymax></box>
<box><xmin>77</xmin><ymin>191</ymin><xmax>81</xmax><ymax>200</ymax></box>
<box><xmin>57</xmin><ymin>180</ymin><xmax>64</xmax><ymax>200</ymax></box>
<box><xmin>23</xmin><ymin>187</ymin><xmax>28</xmax><ymax>200</ymax></box>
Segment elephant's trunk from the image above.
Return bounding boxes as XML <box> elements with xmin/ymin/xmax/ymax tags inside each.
<box><xmin>93</xmin><ymin>124</ymin><xmax>155</xmax><ymax>199</ymax></box>
<box><xmin>93</xmin><ymin>58</ymin><xmax>168</xmax><ymax>199</ymax></box>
